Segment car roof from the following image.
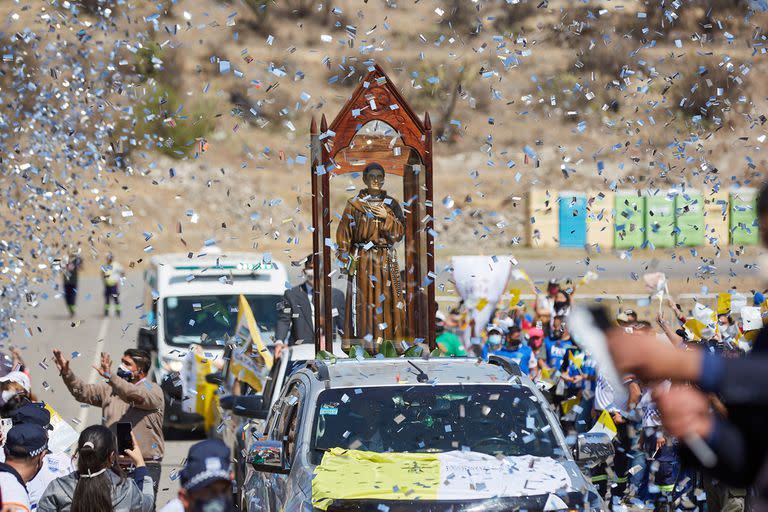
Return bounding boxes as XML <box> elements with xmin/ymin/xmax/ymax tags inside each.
<box><xmin>311</xmin><ymin>357</ymin><xmax>520</xmax><ymax>389</ymax></box>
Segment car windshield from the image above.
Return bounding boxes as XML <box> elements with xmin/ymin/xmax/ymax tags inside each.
<box><xmin>311</xmin><ymin>385</ymin><xmax>561</xmax><ymax>463</ymax></box>
<box><xmin>163</xmin><ymin>294</ymin><xmax>280</xmax><ymax>346</ymax></box>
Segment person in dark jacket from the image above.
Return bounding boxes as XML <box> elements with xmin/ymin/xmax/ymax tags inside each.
<box><xmin>62</xmin><ymin>252</ymin><xmax>82</xmax><ymax>318</ymax></box>
<box><xmin>274</xmin><ymin>256</ymin><xmax>344</xmax><ymax>351</ymax></box>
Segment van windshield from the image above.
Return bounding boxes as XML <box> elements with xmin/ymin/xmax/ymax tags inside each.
<box><xmin>163</xmin><ymin>294</ymin><xmax>280</xmax><ymax>346</ymax></box>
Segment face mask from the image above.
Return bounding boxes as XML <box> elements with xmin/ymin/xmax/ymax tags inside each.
<box><xmin>488</xmin><ymin>334</ymin><xmax>502</xmax><ymax>345</ymax></box>
<box><xmin>192</xmin><ymin>495</ymin><xmax>233</xmax><ymax>512</ymax></box>
<box><xmin>554</xmin><ymin>301</ymin><xmax>568</xmax><ymax>310</ymax></box>
<box><xmin>551</xmin><ymin>329</ymin><xmax>563</xmax><ymax>340</ymax></box>
<box><xmin>1</xmin><ymin>390</ymin><xmax>18</xmax><ymax>403</ymax></box>
<box><xmin>116</xmin><ymin>365</ymin><xmax>134</xmax><ymax>382</ymax></box>
<box><xmin>304</xmin><ymin>270</ymin><xmax>314</xmax><ymax>283</ymax></box>
<box><xmin>507</xmin><ymin>339</ymin><xmax>521</xmax><ymax>349</ymax></box>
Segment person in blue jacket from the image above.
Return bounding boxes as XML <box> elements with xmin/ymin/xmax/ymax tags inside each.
<box><xmin>545</xmin><ymin>316</ymin><xmax>575</xmax><ymax>371</ymax></box>
<box><xmin>481</xmin><ymin>325</ymin><xmax>505</xmax><ymax>360</ymax></box>
<box><xmin>496</xmin><ymin>326</ymin><xmax>536</xmax><ymax>376</ymax></box>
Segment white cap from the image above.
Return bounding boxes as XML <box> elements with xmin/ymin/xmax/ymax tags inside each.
<box><xmin>0</xmin><ymin>371</ymin><xmax>31</xmax><ymax>393</ymax></box>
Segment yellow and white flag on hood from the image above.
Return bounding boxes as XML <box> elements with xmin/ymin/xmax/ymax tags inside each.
<box><xmin>312</xmin><ymin>449</ymin><xmax>570</xmax><ymax>510</ymax></box>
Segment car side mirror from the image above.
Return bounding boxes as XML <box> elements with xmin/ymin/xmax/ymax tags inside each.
<box><xmin>221</xmin><ymin>395</ymin><xmax>267</xmax><ymax>419</ymax></box>
<box><xmin>247</xmin><ymin>440</ymin><xmax>289</xmax><ymax>474</ymax></box>
<box><xmin>137</xmin><ymin>326</ymin><xmax>157</xmax><ymax>352</ymax></box>
<box><xmin>205</xmin><ymin>372</ymin><xmax>224</xmax><ymax>386</ymax></box>
<box><xmin>574</xmin><ymin>433</ymin><xmax>614</xmax><ymax>467</ymax></box>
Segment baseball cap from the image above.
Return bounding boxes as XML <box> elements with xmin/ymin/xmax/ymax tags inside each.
<box><xmin>5</xmin><ymin>424</ymin><xmax>48</xmax><ymax>458</ymax></box>
<box><xmin>527</xmin><ymin>327</ymin><xmax>544</xmax><ymax>338</ymax></box>
<box><xmin>0</xmin><ymin>371</ymin><xmax>31</xmax><ymax>393</ymax></box>
<box><xmin>486</xmin><ymin>324</ymin><xmax>505</xmax><ymax>335</ymax></box>
<box><xmin>11</xmin><ymin>403</ymin><xmax>52</xmax><ymax>430</ymax></box>
<box><xmin>180</xmin><ymin>439</ymin><xmax>231</xmax><ymax>492</ymax></box>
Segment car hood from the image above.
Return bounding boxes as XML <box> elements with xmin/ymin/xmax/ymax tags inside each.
<box><xmin>312</xmin><ymin>449</ymin><xmax>599</xmax><ymax>511</ymax></box>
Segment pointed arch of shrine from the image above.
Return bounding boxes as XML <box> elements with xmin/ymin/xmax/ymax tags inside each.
<box><xmin>309</xmin><ymin>64</ymin><xmax>436</xmax><ymax>353</ymax></box>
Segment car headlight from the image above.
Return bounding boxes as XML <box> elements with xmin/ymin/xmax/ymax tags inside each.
<box><xmin>161</xmin><ymin>358</ymin><xmax>184</xmax><ymax>373</ymax></box>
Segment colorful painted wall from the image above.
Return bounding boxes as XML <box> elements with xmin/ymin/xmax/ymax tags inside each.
<box><xmin>526</xmin><ymin>188</ymin><xmax>758</xmax><ymax>249</ymax></box>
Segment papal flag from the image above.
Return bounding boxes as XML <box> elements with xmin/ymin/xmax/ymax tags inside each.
<box><xmin>312</xmin><ymin>449</ymin><xmax>571</xmax><ymax>510</ymax></box>
<box><xmin>588</xmin><ymin>409</ymin><xmax>617</xmax><ymax>440</ymax></box>
<box><xmin>181</xmin><ymin>346</ymin><xmax>219</xmax><ymax>432</ymax></box>
<box><xmin>684</xmin><ymin>302</ymin><xmax>718</xmax><ymax>340</ymax></box>
<box><xmin>228</xmin><ymin>294</ymin><xmax>273</xmax><ymax>392</ymax></box>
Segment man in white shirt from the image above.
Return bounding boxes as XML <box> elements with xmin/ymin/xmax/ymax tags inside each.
<box><xmin>0</xmin><ymin>424</ymin><xmax>48</xmax><ymax>512</ymax></box>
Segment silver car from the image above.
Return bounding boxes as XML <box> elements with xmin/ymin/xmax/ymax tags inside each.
<box><xmin>243</xmin><ymin>355</ymin><xmax>612</xmax><ymax>511</ymax></box>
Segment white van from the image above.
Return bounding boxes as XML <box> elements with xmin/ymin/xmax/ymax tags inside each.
<box><xmin>137</xmin><ymin>248</ymin><xmax>287</xmax><ymax>430</ymax></box>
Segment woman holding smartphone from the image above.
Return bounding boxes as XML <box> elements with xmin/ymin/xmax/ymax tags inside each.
<box><xmin>37</xmin><ymin>425</ymin><xmax>154</xmax><ymax>512</ymax></box>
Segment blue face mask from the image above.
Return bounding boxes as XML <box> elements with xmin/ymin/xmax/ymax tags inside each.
<box><xmin>116</xmin><ymin>365</ymin><xmax>134</xmax><ymax>382</ymax></box>
<box><xmin>192</xmin><ymin>495</ymin><xmax>233</xmax><ymax>512</ymax></box>
<box><xmin>488</xmin><ymin>334</ymin><xmax>502</xmax><ymax>345</ymax></box>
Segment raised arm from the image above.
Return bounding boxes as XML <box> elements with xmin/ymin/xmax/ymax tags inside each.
<box><xmin>54</xmin><ymin>349</ymin><xmax>105</xmax><ymax>407</ymax></box>
<box><xmin>93</xmin><ymin>352</ymin><xmax>163</xmax><ymax>411</ymax></box>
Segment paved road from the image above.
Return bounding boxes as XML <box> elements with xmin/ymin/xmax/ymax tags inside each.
<box><xmin>9</xmin><ymin>272</ymin><xmax>195</xmax><ymax>508</ymax></box>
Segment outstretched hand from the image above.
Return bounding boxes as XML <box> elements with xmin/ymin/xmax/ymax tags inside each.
<box><xmin>93</xmin><ymin>352</ymin><xmax>113</xmax><ymax>380</ymax></box>
<box><xmin>52</xmin><ymin>349</ymin><xmax>70</xmax><ymax>375</ymax></box>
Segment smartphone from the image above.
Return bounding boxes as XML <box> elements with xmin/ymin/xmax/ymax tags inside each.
<box><xmin>116</xmin><ymin>422</ymin><xmax>133</xmax><ymax>453</ymax></box>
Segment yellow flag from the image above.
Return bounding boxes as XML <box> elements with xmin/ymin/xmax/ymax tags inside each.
<box><xmin>476</xmin><ymin>297</ymin><xmax>489</xmax><ymax>311</ymax></box>
<box><xmin>717</xmin><ymin>293</ymin><xmax>731</xmax><ymax>315</ymax></box>
<box><xmin>561</xmin><ymin>396</ymin><xmax>580</xmax><ymax>415</ymax></box>
<box><xmin>508</xmin><ymin>288</ymin><xmax>521</xmax><ymax>308</ymax></box>
<box><xmin>236</xmin><ymin>294</ymin><xmax>273</xmax><ymax>368</ymax></box>
<box><xmin>684</xmin><ymin>319</ymin><xmax>705</xmax><ymax>340</ymax></box>
<box><xmin>569</xmin><ymin>351</ymin><xmax>584</xmax><ymax>369</ymax></box>
<box><xmin>194</xmin><ymin>350</ymin><xmax>218</xmax><ymax>432</ymax></box>
<box><xmin>598</xmin><ymin>410</ymin><xmax>617</xmax><ymax>433</ymax></box>
<box><xmin>228</xmin><ymin>295</ymin><xmax>273</xmax><ymax>392</ymax></box>
<box><xmin>587</xmin><ymin>409</ymin><xmax>617</xmax><ymax>440</ymax></box>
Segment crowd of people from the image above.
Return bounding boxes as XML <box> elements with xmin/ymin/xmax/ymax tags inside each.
<box><xmin>4</xmin><ymin>189</ymin><xmax>767</xmax><ymax>512</ymax></box>
<box><xmin>435</xmin><ymin>276</ymin><xmax>759</xmax><ymax>511</ymax></box>
<box><xmin>0</xmin><ymin>344</ymin><xmax>233</xmax><ymax>512</ymax></box>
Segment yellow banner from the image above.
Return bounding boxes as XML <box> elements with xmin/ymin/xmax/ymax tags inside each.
<box><xmin>228</xmin><ymin>295</ymin><xmax>272</xmax><ymax>392</ymax></box>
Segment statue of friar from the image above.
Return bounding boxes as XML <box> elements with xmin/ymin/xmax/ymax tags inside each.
<box><xmin>336</xmin><ymin>162</ymin><xmax>405</xmax><ymax>351</ymax></box>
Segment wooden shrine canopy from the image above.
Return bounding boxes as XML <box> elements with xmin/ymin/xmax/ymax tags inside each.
<box><xmin>309</xmin><ymin>64</ymin><xmax>436</xmax><ymax>352</ymax></box>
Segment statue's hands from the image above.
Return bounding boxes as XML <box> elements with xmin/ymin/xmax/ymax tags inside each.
<box><xmin>370</xmin><ymin>204</ymin><xmax>388</xmax><ymax>219</ymax></box>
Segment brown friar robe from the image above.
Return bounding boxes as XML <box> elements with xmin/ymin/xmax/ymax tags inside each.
<box><xmin>336</xmin><ymin>189</ymin><xmax>405</xmax><ymax>350</ymax></box>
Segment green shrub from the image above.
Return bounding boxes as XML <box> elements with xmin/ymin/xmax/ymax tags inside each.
<box><xmin>131</xmin><ymin>81</ymin><xmax>215</xmax><ymax>159</ymax></box>
<box><xmin>667</xmin><ymin>57</ymin><xmax>748</xmax><ymax>120</ymax></box>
